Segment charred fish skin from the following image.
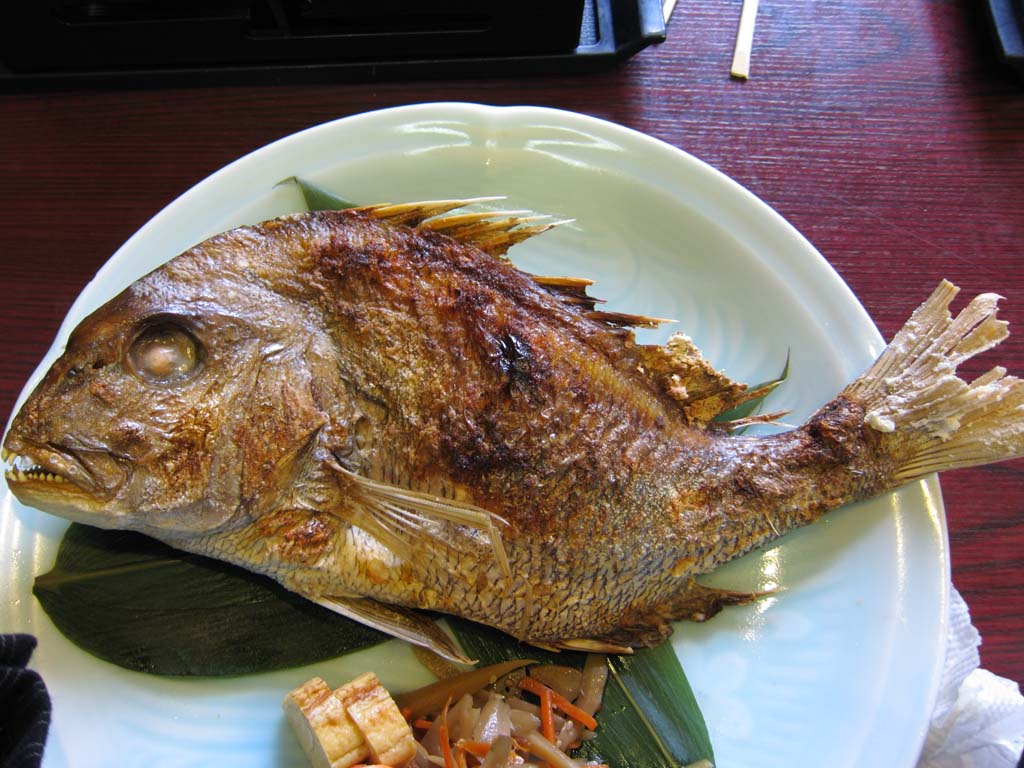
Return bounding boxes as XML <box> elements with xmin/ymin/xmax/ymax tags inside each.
<box><xmin>4</xmin><ymin>204</ymin><xmax>1024</xmax><ymax>661</ymax></box>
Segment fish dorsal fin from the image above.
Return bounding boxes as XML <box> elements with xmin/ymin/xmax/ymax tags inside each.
<box><xmin>356</xmin><ymin>198</ymin><xmax>504</xmax><ymax>227</ymax></box>
<box><xmin>355</xmin><ymin>200</ymin><xmax>669</xmax><ymax>318</ymax></box>
<box><xmin>585</xmin><ymin>310</ymin><xmax>674</xmax><ymax>329</ymax></box>
<box><xmin>527</xmin><ymin>276</ymin><xmax>679</xmax><ymax>330</ymax></box>
<box><xmin>314</xmin><ymin>594</ymin><xmax>472</xmax><ymax>664</ymax></box>
<box><xmin>419</xmin><ymin>209</ymin><xmax>536</xmax><ymax>234</ymax></box>
<box><xmin>636</xmin><ymin>333</ymin><xmax>764</xmax><ymax>427</ymax></box>
<box><xmin>327</xmin><ymin>461</ymin><xmax>511</xmax><ymax>579</ymax></box>
<box><xmin>530</xmin><ymin>275</ymin><xmax>602</xmax><ymax>312</ymax></box>
<box><xmin>421</xmin><ymin>211</ymin><xmax>568</xmax><ymax>257</ymax></box>
<box><xmin>358</xmin><ymin>199</ymin><xmax>570</xmax><ymax>257</ymax></box>
<box><xmin>464</xmin><ymin>219</ymin><xmax>570</xmax><ymax>257</ymax></box>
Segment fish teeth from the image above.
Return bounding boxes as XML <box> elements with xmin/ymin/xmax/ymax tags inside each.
<box><xmin>2</xmin><ymin>451</ymin><xmax>67</xmax><ymax>485</ymax></box>
<box><xmin>6</xmin><ymin>468</ymin><xmax>67</xmax><ymax>484</ymax></box>
<box><xmin>11</xmin><ymin>455</ymin><xmax>34</xmax><ymax>472</ymax></box>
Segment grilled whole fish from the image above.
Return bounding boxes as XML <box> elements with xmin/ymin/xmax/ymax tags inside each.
<box><xmin>5</xmin><ymin>201</ymin><xmax>1024</xmax><ymax>662</ymax></box>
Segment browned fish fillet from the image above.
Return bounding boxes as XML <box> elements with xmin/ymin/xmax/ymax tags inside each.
<box><xmin>4</xmin><ymin>203</ymin><xmax>1023</xmax><ymax>662</ymax></box>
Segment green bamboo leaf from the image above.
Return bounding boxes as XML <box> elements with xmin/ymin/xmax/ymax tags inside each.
<box><xmin>715</xmin><ymin>350</ymin><xmax>791</xmax><ymax>425</ymax></box>
<box><xmin>448</xmin><ymin>618</ymin><xmax>714</xmax><ymax>767</ymax></box>
<box><xmin>33</xmin><ymin>523</ymin><xmax>389</xmax><ymax>676</ymax></box>
<box><xmin>605</xmin><ymin>645</ymin><xmax>715</xmax><ymax>766</ymax></box>
<box><xmin>278</xmin><ymin>176</ymin><xmax>358</xmax><ymax>211</ymax></box>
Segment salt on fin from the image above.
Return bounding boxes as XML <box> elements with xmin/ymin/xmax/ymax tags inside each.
<box><xmin>327</xmin><ymin>461</ymin><xmax>511</xmax><ymax>579</ymax></box>
<box><xmin>316</xmin><ymin>594</ymin><xmax>473</xmax><ymax>664</ymax></box>
<box><xmin>845</xmin><ymin>280</ymin><xmax>1024</xmax><ymax>481</ymax></box>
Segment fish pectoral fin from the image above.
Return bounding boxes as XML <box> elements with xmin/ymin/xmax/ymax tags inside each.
<box><xmin>316</xmin><ymin>594</ymin><xmax>473</xmax><ymax>665</ymax></box>
<box><xmin>327</xmin><ymin>462</ymin><xmax>511</xmax><ymax>579</ymax></box>
<box><xmin>667</xmin><ymin>579</ymin><xmax>775</xmax><ymax>623</ymax></box>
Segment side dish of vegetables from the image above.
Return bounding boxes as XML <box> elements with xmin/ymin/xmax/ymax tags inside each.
<box><xmin>285</xmin><ymin>657</ymin><xmax>711</xmax><ymax>768</ymax></box>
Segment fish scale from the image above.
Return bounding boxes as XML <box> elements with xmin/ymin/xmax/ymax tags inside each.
<box><xmin>4</xmin><ymin>203</ymin><xmax>1024</xmax><ymax>663</ymax></box>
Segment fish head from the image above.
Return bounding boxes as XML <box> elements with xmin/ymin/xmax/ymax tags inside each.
<box><xmin>3</xmin><ymin>221</ymin><xmax>336</xmax><ymax>540</ymax></box>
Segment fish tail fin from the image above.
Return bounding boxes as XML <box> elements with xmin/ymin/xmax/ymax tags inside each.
<box><xmin>845</xmin><ymin>280</ymin><xmax>1024</xmax><ymax>483</ymax></box>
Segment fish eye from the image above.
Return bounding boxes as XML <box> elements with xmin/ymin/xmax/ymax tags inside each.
<box><xmin>127</xmin><ymin>322</ymin><xmax>203</xmax><ymax>384</ymax></box>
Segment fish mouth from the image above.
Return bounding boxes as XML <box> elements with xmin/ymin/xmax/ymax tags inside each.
<box><xmin>2</xmin><ymin>442</ymin><xmax>128</xmax><ymax>503</ymax></box>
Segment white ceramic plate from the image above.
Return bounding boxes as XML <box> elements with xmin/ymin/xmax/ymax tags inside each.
<box><xmin>1</xmin><ymin>103</ymin><xmax>948</xmax><ymax>768</ymax></box>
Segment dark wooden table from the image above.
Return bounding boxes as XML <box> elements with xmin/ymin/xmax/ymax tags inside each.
<box><xmin>2</xmin><ymin>0</ymin><xmax>1022</xmax><ymax>691</ymax></box>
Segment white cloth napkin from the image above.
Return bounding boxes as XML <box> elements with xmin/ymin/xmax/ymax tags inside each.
<box><xmin>917</xmin><ymin>588</ymin><xmax>1024</xmax><ymax>768</ymax></box>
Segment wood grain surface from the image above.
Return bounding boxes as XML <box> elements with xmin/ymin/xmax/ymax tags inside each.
<box><xmin>1</xmin><ymin>0</ymin><xmax>1021</xmax><ymax>690</ymax></box>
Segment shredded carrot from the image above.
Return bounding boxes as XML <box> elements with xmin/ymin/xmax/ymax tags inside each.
<box><xmin>539</xmin><ymin>686</ymin><xmax>556</xmax><ymax>744</ymax></box>
<box><xmin>412</xmin><ymin>718</ymin><xmax>434</xmax><ymax>731</ymax></box>
<box><xmin>552</xmin><ymin>693</ymin><xmax>599</xmax><ymax>732</ymax></box>
<box><xmin>401</xmin><ymin>706</ymin><xmax>413</xmax><ymax>720</ymax></box>
<box><xmin>439</xmin><ymin>696</ymin><xmax>456</xmax><ymax>768</ymax></box>
<box><xmin>456</xmin><ymin>740</ymin><xmax>492</xmax><ymax>758</ymax></box>
<box><xmin>455</xmin><ymin>745</ymin><xmax>469</xmax><ymax>768</ymax></box>
<box><xmin>519</xmin><ymin>676</ymin><xmax>599</xmax><ymax>732</ymax></box>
